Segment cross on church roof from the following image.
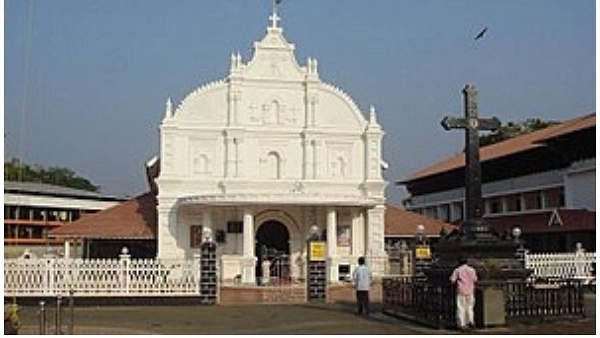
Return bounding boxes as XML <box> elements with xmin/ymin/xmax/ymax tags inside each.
<box><xmin>269</xmin><ymin>11</ymin><xmax>281</xmax><ymax>29</ymax></box>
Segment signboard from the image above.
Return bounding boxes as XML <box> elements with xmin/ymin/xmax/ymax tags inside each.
<box><xmin>415</xmin><ymin>245</ymin><xmax>431</xmax><ymax>259</ymax></box>
<box><xmin>308</xmin><ymin>241</ymin><xmax>326</xmax><ymax>261</ymax></box>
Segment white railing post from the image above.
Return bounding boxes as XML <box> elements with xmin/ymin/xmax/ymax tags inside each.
<box><xmin>194</xmin><ymin>252</ymin><xmax>202</xmax><ymax>294</ymax></box>
<box><xmin>119</xmin><ymin>247</ymin><xmax>131</xmax><ymax>294</ymax></box>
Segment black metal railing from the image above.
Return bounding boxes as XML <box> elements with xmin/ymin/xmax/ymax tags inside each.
<box><xmin>504</xmin><ymin>279</ymin><xmax>585</xmax><ymax>321</ymax></box>
<box><xmin>382</xmin><ymin>276</ymin><xmax>585</xmax><ymax>328</ymax></box>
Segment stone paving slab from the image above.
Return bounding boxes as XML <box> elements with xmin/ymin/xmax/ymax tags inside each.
<box><xmin>9</xmin><ymin>293</ymin><xmax>596</xmax><ymax>335</ymax></box>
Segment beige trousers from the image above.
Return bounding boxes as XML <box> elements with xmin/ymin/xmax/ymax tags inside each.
<box><xmin>456</xmin><ymin>294</ymin><xmax>475</xmax><ymax>328</ymax></box>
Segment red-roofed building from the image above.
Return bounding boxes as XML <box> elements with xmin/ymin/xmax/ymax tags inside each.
<box><xmin>398</xmin><ymin>112</ymin><xmax>595</xmax><ymax>253</ymax></box>
<box><xmin>49</xmin><ymin>192</ymin><xmax>157</xmax><ymax>258</ymax></box>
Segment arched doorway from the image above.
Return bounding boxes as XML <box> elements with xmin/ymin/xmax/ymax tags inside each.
<box><xmin>255</xmin><ymin>220</ymin><xmax>290</xmax><ymax>285</ymax></box>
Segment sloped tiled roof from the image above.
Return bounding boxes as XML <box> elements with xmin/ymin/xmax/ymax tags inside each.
<box><xmin>48</xmin><ymin>192</ymin><xmax>157</xmax><ymax>239</ymax></box>
<box><xmin>485</xmin><ymin>209</ymin><xmax>595</xmax><ymax>234</ymax></box>
<box><xmin>385</xmin><ymin>204</ymin><xmax>457</xmax><ymax>237</ymax></box>
<box><xmin>405</xmin><ymin>113</ymin><xmax>595</xmax><ymax>181</ymax></box>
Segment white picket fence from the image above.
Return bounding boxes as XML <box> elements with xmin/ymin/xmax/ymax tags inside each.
<box><xmin>3</xmin><ymin>251</ymin><xmax>595</xmax><ymax>298</ymax></box>
<box><xmin>525</xmin><ymin>251</ymin><xmax>596</xmax><ymax>285</ymax></box>
<box><xmin>4</xmin><ymin>256</ymin><xmax>201</xmax><ymax>297</ymax></box>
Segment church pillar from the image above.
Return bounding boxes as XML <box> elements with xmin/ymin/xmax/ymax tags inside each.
<box><xmin>351</xmin><ymin>209</ymin><xmax>365</xmax><ymax>256</ymax></box>
<box><xmin>326</xmin><ymin>207</ymin><xmax>339</xmax><ymax>282</ymax></box>
<box><xmin>224</xmin><ymin>136</ymin><xmax>239</xmax><ymax>178</ymax></box>
<box><xmin>202</xmin><ymin>209</ymin><xmax>212</xmax><ymax>238</ymax></box>
<box><xmin>235</xmin><ymin>137</ymin><xmax>244</xmax><ymax>177</ymax></box>
<box><xmin>313</xmin><ymin>140</ymin><xmax>321</xmax><ymax>180</ymax></box>
<box><xmin>309</xmin><ymin>96</ymin><xmax>318</xmax><ymax>126</ymax></box>
<box><xmin>241</xmin><ymin>209</ymin><xmax>256</xmax><ymax>284</ymax></box>
<box><xmin>233</xmin><ymin>137</ymin><xmax>240</xmax><ymax>177</ymax></box>
<box><xmin>366</xmin><ymin>205</ymin><xmax>388</xmax><ymax>277</ymax></box>
<box><xmin>302</xmin><ymin>136</ymin><xmax>313</xmax><ymax>180</ymax></box>
<box><xmin>63</xmin><ymin>240</ymin><xmax>71</xmax><ymax>259</ymax></box>
<box><xmin>157</xmin><ymin>199</ymin><xmax>184</xmax><ymax>259</ymax></box>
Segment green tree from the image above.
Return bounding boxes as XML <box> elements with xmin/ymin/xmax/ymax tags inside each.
<box><xmin>480</xmin><ymin>118</ymin><xmax>559</xmax><ymax>146</ymax></box>
<box><xmin>4</xmin><ymin>158</ymin><xmax>100</xmax><ymax>192</ymax></box>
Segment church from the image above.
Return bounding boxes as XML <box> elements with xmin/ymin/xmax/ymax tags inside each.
<box><xmin>152</xmin><ymin>9</ymin><xmax>388</xmax><ymax>284</ymax></box>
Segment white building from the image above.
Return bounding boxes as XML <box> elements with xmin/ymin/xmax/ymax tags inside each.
<box><xmin>4</xmin><ymin>181</ymin><xmax>126</xmax><ymax>258</ymax></box>
<box><xmin>152</xmin><ymin>10</ymin><xmax>388</xmax><ymax>284</ymax></box>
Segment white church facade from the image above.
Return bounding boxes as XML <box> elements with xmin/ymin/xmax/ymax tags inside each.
<box><xmin>153</xmin><ymin>10</ymin><xmax>388</xmax><ymax>284</ymax></box>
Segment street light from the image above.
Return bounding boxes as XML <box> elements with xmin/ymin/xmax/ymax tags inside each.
<box><xmin>511</xmin><ymin>226</ymin><xmax>522</xmax><ymax>243</ymax></box>
<box><xmin>413</xmin><ymin>224</ymin><xmax>430</xmax><ymax>282</ymax></box>
<box><xmin>307</xmin><ymin>225</ymin><xmax>321</xmax><ymax>241</ymax></box>
<box><xmin>512</xmin><ymin>226</ymin><xmax>526</xmax><ymax>265</ymax></box>
<box><xmin>203</xmin><ymin>226</ymin><xmax>214</xmax><ymax>243</ymax></box>
<box><xmin>416</xmin><ymin>224</ymin><xmax>425</xmax><ymax>245</ymax></box>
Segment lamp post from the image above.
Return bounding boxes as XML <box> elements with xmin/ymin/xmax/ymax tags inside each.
<box><xmin>416</xmin><ymin>224</ymin><xmax>425</xmax><ymax>245</ymax></box>
<box><xmin>306</xmin><ymin>224</ymin><xmax>326</xmax><ymax>302</ymax></box>
<box><xmin>414</xmin><ymin>224</ymin><xmax>430</xmax><ymax>282</ymax></box>
<box><xmin>512</xmin><ymin>227</ymin><xmax>526</xmax><ymax>267</ymax></box>
<box><xmin>307</xmin><ymin>225</ymin><xmax>321</xmax><ymax>241</ymax></box>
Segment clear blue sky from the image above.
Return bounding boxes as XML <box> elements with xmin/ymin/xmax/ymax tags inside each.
<box><xmin>4</xmin><ymin>0</ymin><xmax>596</xmax><ymax>204</ymax></box>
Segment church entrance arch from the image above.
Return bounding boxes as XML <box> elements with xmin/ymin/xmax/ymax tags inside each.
<box><xmin>255</xmin><ymin>220</ymin><xmax>290</xmax><ymax>285</ymax></box>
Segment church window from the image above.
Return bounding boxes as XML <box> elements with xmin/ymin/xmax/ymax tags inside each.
<box><xmin>331</xmin><ymin>156</ymin><xmax>346</xmax><ymax>178</ymax></box>
<box><xmin>193</xmin><ymin>154</ymin><xmax>209</xmax><ymax>174</ymax></box>
<box><xmin>265</xmin><ymin>151</ymin><xmax>281</xmax><ymax>179</ymax></box>
<box><xmin>262</xmin><ymin>100</ymin><xmax>282</xmax><ymax>125</ymax></box>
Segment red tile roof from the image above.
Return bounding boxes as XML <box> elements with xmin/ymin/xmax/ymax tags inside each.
<box><xmin>485</xmin><ymin>209</ymin><xmax>595</xmax><ymax>234</ymax></box>
<box><xmin>405</xmin><ymin>113</ymin><xmax>595</xmax><ymax>181</ymax></box>
<box><xmin>48</xmin><ymin>192</ymin><xmax>157</xmax><ymax>239</ymax></box>
<box><xmin>385</xmin><ymin>204</ymin><xmax>457</xmax><ymax>237</ymax></box>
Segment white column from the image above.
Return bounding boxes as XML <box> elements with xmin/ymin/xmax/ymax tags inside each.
<box><xmin>243</xmin><ymin>210</ymin><xmax>254</xmax><ymax>257</ymax></box>
<box><xmin>351</xmin><ymin>209</ymin><xmax>364</xmax><ymax>256</ymax></box>
<box><xmin>225</xmin><ymin>137</ymin><xmax>234</xmax><ymax>178</ymax></box>
<box><xmin>202</xmin><ymin>209</ymin><xmax>212</xmax><ymax>240</ymax></box>
<box><xmin>234</xmin><ymin>138</ymin><xmax>241</xmax><ymax>178</ymax></box>
<box><xmin>327</xmin><ymin>208</ymin><xmax>337</xmax><ymax>256</ymax></box>
<box><xmin>63</xmin><ymin>240</ymin><xmax>70</xmax><ymax>259</ymax></box>
<box><xmin>366</xmin><ymin>205</ymin><xmax>388</xmax><ymax>277</ymax></box>
<box><xmin>313</xmin><ymin>140</ymin><xmax>320</xmax><ymax>179</ymax></box>
<box><xmin>303</xmin><ymin>137</ymin><xmax>313</xmax><ymax>179</ymax></box>
<box><xmin>326</xmin><ymin>207</ymin><xmax>339</xmax><ymax>282</ymax></box>
<box><xmin>157</xmin><ymin>200</ymin><xmax>184</xmax><ymax>259</ymax></box>
<box><xmin>241</xmin><ymin>209</ymin><xmax>256</xmax><ymax>284</ymax></box>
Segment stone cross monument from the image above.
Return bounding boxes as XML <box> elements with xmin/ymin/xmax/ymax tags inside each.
<box><xmin>426</xmin><ymin>84</ymin><xmax>529</xmax><ymax>282</ymax></box>
<box><xmin>441</xmin><ymin>84</ymin><xmax>500</xmax><ymax>240</ymax></box>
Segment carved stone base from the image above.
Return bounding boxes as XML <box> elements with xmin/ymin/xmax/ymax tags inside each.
<box><xmin>425</xmin><ymin>219</ymin><xmax>531</xmax><ymax>282</ymax></box>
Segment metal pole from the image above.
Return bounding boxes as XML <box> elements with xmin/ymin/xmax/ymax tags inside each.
<box><xmin>68</xmin><ymin>290</ymin><xmax>74</xmax><ymax>335</ymax></box>
<box><xmin>55</xmin><ymin>295</ymin><xmax>62</xmax><ymax>335</ymax></box>
<box><xmin>38</xmin><ymin>300</ymin><xmax>46</xmax><ymax>335</ymax></box>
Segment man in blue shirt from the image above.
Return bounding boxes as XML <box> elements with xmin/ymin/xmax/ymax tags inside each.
<box><xmin>352</xmin><ymin>256</ymin><xmax>372</xmax><ymax>316</ymax></box>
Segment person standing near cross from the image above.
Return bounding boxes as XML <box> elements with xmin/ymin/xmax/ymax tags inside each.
<box><xmin>441</xmin><ymin>84</ymin><xmax>501</xmax><ymax>237</ymax></box>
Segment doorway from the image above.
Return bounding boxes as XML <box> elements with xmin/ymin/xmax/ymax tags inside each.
<box><xmin>255</xmin><ymin>220</ymin><xmax>290</xmax><ymax>284</ymax></box>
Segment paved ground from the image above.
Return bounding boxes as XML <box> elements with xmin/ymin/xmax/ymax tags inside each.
<box><xmin>12</xmin><ymin>293</ymin><xmax>596</xmax><ymax>335</ymax></box>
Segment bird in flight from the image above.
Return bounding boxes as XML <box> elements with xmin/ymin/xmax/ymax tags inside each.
<box><xmin>475</xmin><ymin>27</ymin><xmax>488</xmax><ymax>40</ymax></box>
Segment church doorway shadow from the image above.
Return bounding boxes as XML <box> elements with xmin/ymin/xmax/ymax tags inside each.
<box><xmin>255</xmin><ymin>220</ymin><xmax>290</xmax><ymax>285</ymax></box>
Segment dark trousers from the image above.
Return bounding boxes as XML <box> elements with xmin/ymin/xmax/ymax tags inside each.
<box><xmin>356</xmin><ymin>290</ymin><xmax>370</xmax><ymax>315</ymax></box>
